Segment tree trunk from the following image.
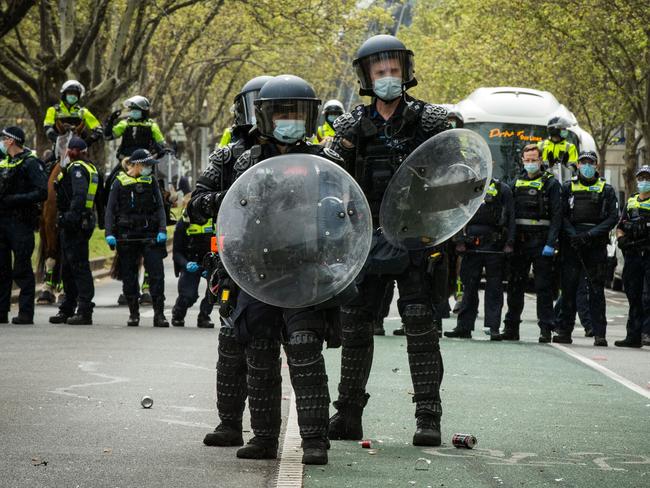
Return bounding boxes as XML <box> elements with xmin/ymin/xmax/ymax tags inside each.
<box><xmin>623</xmin><ymin>119</ymin><xmax>641</xmax><ymax>196</ymax></box>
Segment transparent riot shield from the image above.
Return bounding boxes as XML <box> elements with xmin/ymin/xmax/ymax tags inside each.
<box><xmin>380</xmin><ymin>129</ymin><xmax>492</xmax><ymax>250</ymax></box>
<box><xmin>217</xmin><ymin>153</ymin><xmax>372</xmax><ymax>308</ymax></box>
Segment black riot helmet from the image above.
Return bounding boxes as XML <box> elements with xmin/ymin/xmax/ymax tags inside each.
<box><xmin>547</xmin><ymin>116</ymin><xmax>572</xmax><ymax>139</ymax></box>
<box><xmin>352</xmin><ymin>34</ymin><xmax>416</xmax><ymax>97</ymax></box>
<box><xmin>234</xmin><ymin>75</ymin><xmax>273</xmax><ymax>127</ymax></box>
<box><xmin>254</xmin><ymin>75</ymin><xmax>321</xmax><ymax>144</ymax></box>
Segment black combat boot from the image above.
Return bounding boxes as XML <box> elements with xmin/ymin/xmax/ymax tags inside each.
<box><xmin>171</xmin><ymin>307</ymin><xmax>185</xmax><ymax>327</ymax></box>
<box><xmin>443</xmin><ymin>327</ymin><xmax>471</xmax><ymax>339</ymax></box>
<box><xmin>153</xmin><ymin>298</ymin><xmax>169</xmax><ymax>327</ymax></box>
<box><xmin>614</xmin><ymin>337</ymin><xmax>642</xmax><ymax>348</ymax></box>
<box><xmin>373</xmin><ymin>320</ymin><xmax>385</xmax><ymax>336</ymax></box>
<box><xmin>236</xmin><ymin>437</ymin><xmax>278</xmax><ymax>459</ymax></box>
<box><xmin>197</xmin><ymin>313</ymin><xmax>214</xmax><ymax>328</ymax></box>
<box><xmin>413</xmin><ymin>414</ymin><xmax>442</xmax><ymax>446</ymax></box>
<box><xmin>499</xmin><ymin>324</ymin><xmax>520</xmax><ymax>341</ymax></box>
<box><xmin>302</xmin><ymin>438</ymin><xmax>328</xmax><ymax>465</ymax></box>
<box><xmin>49</xmin><ymin>311</ymin><xmax>71</xmax><ymax>324</ymax></box>
<box><xmin>203</xmin><ymin>421</ymin><xmax>244</xmax><ymax>446</ymax></box>
<box><xmin>489</xmin><ymin>330</ymin><xmax>502</xmax><ymax>341</ymax></box>
<box><xmin>552</xmin><ymin>332</ymin><xmax>572</xmax><ymax>344</ymax></box>
<box><xmin>539</xmin><ymin>328</ymin><xmax>552</xmax><ymax>343</ymax></box>
<box><xmin>126</xmin><ymin>296</ymin><xmax>140</xmax><ymax>327</ymax></box>
<box><xmin>328</xmin><ymin>403</ymin><xmax>365</xmax><ymax>440</ymax></box>
<box><xmin>593</xmin><ymin>336</ymin><xmax>608</xmax><ymax>347</ymax></box>
<box><xmin>67</xmin><ymin>313</ymin><xmax>93</xmax><ymax>325</ymax></box>
<box><xmin>11</xmin><ymin>315</ymin><xmax>33</xmax><ymax>325</ymax></box>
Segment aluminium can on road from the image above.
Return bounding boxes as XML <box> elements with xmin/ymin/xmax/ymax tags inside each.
<box><xmin>452</xmin><ymin>433</ymin><xmax>477</xmax><ymax>449</ymax></box>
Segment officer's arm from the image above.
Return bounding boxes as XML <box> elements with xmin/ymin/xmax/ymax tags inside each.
<box><xmin>172</xmin><ymin>221</ymin><xmax>189</xmax><ymax>269</ymax></box>
<box><xmin>589</xmin><ymin>186</ymin><xmax>619</xmax><ymax>237</ymax></box>
<box><xmin>501</xmin><ymin>184</ymin><xmax>516</xmax><ymax>245</ymax></box>
<box><xmin>68</xmin><ymin>165</ymin><xmax>90</xmax><ymax>217</ymax></box>
<box><xmin>43</xmin><ymin>107</ymin><xmax>59</xmax><ymax>141</ymax></box>
<box><xmin>152</xmin><ymin>179</ymin><xmax>168</xmax><ymax>233</ymax></box>
<box><xmin>105</xmin><ymin>119</ymin><xmax>126</xmax><ymax>141</ymax></box>
<box><xmin>546</xmin><ymin>181</ymin><xmax>563</xmax><ymax>247</ymax></box>
<box><xmin>83</xmin><ymin>109</ymin><xmax>102</xmax><ymax>131</ymax></box>
<box><xmin>151</xmin><ymin>122</ymin><xmax>166</xmax><ymax>144</ymax></box>
<box><xmin>2</xmin><ymin>158</ymin><xmax>48</xmax><ymax>207</ymax></box>
<box><xmin>616</xmin><ymin>203</ymin><xmax>630</xmax><ymax>237</ymax></box>
<box><xmin>418</xmin><ymin>104</ymin><xmax>452</xmax><ymax>142</ymax></box>
<box><xmin>330</xmin><ymin>112</ymin><xmax>359</xmax><ymax>171</ymax></box>
<box><xmin>568</xmin><ymin>144</ymin><xmax>578</xmax><ymax>165</ymax></box>
<box><xmin>104</xmin><ymin>180</ymin><xmax>120</xmax><ymax>237</ymax></box>
<box><xmin>560</xmin><ymin>182</ymin><xmax>577</xmax><ymax>237</ymax></box>
<box><xmin>186</xmin><ymin>146</ymin><xmax>230</xmax><ymax>224</ymax></box>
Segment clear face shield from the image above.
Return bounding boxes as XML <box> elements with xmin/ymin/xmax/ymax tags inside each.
<box><xmin>255</xmin><ymin>99</ymin><xmax>320</xmax><ymax>143</ymax></box>
<box><xmin>354</xmin><ymin>51</ymin><xmax>414</xmax><ymax>91</ymax></box>
<box><xmin>234</xmin><ymin>90</ymin><xmax>260</xmax><ymax>127</ymax></box>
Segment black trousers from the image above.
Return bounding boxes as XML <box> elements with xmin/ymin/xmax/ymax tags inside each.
<box><xmin>117</xmin><ymin>240</ymin><xmax>166</xmax><ymax>300</ymax></box>
<box><xmin>554</xmin><ymin>277</ymin><xmax>592</xmax><ymax>331</ymax></box>
<box><xmin>622</xmin><ymin>251</ymin><xmax>650</xmax><ymax>342</ymax></box>
<box><xmin>59</xmin><ymin>227</ymin><xmax>94</xmax><ymax>315</ymax></box>
<box><xmin>457</xmin><ymin>251</ymin><xmax>505</xmax><ymax>332</ymax></box>
<box><xmin>558</xmin><ymin>243</ymin><xmax>608</xmax><ymax>337</ymax></box>
<box><xmin>173</xmin><ymin>270</ymin><xmax>213</xmax><ymax>317</ymax></box>
<box><xmin>504</xmin><ymin>244</ymin><xmax>555</xmax><ymax>331</ymax></box>
<box><xmin>0</xmin><ymin>218</ymin><xmax>35</xmax><ymax>318</ymax></box>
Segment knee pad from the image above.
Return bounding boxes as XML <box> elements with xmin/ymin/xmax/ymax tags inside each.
<box><xmin>340</xmin><ymin>308</ymin><xmax>373</xmax><ymax>347</ymax></box>
<box><xmin>286</xmin><ymin>331</ymin><xmax>323</xmax><ymax>366</ymax></box>
<box><xmin>218</xmin><ymin>327</ymin><xmax>245</xmax><ymax>364</ymax></box>
<box><xmin>246</xmin><ymin>338</ymin><xmax>281</xmax><ymax>386</ymax></box>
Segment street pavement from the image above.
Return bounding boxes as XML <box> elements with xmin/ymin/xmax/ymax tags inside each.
<box><xmin>1</xmin><ymin>265</ymin><xmax>649</xmax><ymax>488</ymax></box>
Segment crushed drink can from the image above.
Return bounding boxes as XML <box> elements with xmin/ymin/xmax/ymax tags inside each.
<box><xmin>360</xmin><ymin>440</ymin><xmax>372</xmax><ymax>448</ymax></box>
<box><xmin>141</xmin><ymin>396</ymin><xmax>154</xmax><ymax>409</ymax></box>
<box><xmin>452</xmin><ymin>433</ymin><xmax>476</xmax><ymax>449</ymax></box>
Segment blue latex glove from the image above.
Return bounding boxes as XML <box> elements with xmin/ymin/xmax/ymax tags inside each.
<box><xmin>186</xmin><ymin>261</ymin><xmax>200</xmax><ymax>273</ymax></box>
<box><xmin>542</xmin><ymin>245</ymin><xmax>555</xmax><ymax>257</ymax></box>
<box><xmin>105</xmin><ymin>235</ymin><xmax>117</xmax><ymax>248</ymax></box>
<box><xmin>201</xmin><ymin>270</ymin><xmax>209</xmax><ymax>278</ymax></box>
<box><xmin>156</xmin><ymin>232</ymin><xmax>167</xmax><ymax>244</ymax></box>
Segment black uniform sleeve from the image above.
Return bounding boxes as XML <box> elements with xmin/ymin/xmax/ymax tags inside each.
<box><xmin>617</xmin><ymin>202</ymin><xmax>631</xmax><ymax>231</ymax></box>
<box><xmin>500</xmin><ymin>183</ymin><xmax>516</xmax><ymax>245</ymax></box>
<box><xmin>104</xmin><ymin>179</ymin><xmax>121</xmax><ymax>236</ymax></box>
<box><xmin>588</xmin><ymin>185</ymin><xmax>619</xmax><ymax>238</ymax></box>
<box><xmin>67</xmin><ymin>164</ymin><xmax>90</xmax><ymax>217</ymax></box>
<box><xmin>151</xmin><ymin>179</ymin><xmax>168</xmax><ymax>233</ymax></box>
<box><xmin>187</xmin><ymin>145</ymin><xmax>233</xmax><ymax>224</ymax></box>
<box><xmin>330</xmin><ymin>109</ymin><xmax>363</xmax><ymax>171</ymax></box>
<box><xmin>546</xmin><ymin>179</ymin><xmax>563</xmax><ymax>248</ymax></box>
<box><xmin>2</xmin><ymin>157</ymin><xmax>48</xmax><ymax>207</ymax></box>
<box><xmin>172</xmin><ymin>221</ymin><xmax>189</xmax><ymax>275</ymax></box>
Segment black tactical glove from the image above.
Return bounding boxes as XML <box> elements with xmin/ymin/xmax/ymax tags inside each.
<box><xmin>46</xmin><ymin>127</ymin><xmax>59</xmax><ymax>143</ymax></box>
<box><xmin>617</xmin><ymin>235</ymin><xmax>631</xmax><ymax>251</ymax></box>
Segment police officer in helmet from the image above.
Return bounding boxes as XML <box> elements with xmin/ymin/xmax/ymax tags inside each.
<box><xmin>329</xmin><ymin>34</ymin><xmax>450</xmax><ymax>447</ymax></box>
<box><xmin>49</xmin><ymin>137</ymin><xmax>101</xmax><ymax>325</ymax></box>
<box><xmin>0</xmin><ymin>127</ymin><xmax>48</xmax><ymax>325</ymax></box>
<box><xmin>615</xmin><ymin>165</ymin><xmax>650</xmax><ymax>348</ymax></box>
<box><xmin>316</xmin><ymin>99</ymin><xmax>344</xmax><ymax>144</ymax></box>
<box><xmin>553</xmin><ymin>151</ymin><xmax>618</xmax><ymax>345</ymax></box>
<box><xmin>538</xmin><ymin>116</ymin><xmax>578</xmax><ymax>171</ymax></box>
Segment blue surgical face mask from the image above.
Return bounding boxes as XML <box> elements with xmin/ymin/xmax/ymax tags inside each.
<box><xmin>326</xmin><ymin>114</ymin><xmax>338</xmax><ymax>125</ymax></box>
<box><xmin>0</xmin><ymin>140</ymin><xmax>6</xmax><ymax>155</ymax></box>
<box><xmin>373</xmin><ymin>76</ymin><xmax>403</xmax><ymax>101</ymax></box>
<box><xmin>273</xmin><ymin>119</ymin><xmax>306</xmax><ymax>144</ymax></box>
<box><xmin>140</xmin><ymin>166</ymin><xmax>152</xmax><ymax>176</ymax></box>
<box><xmin>524</xmin><ymin>163</ymin><xmax>540</xmax><ymax>175</ymax></box>
<box><xmin>65</xmin><ymin>94</ymin><xmax>78</xmax><ymax>105</ymax></box>
<box><xmin>637</xmin><ymin>180</ymin><xmax>650</xmax><ymax>194</ymax></box>
<box><xmin>130</xmin><ymin>110</ymin><xmax>143</xmax><ymax>120</ymax></box>
<box><xmin>579</xmin><ymin>163</ymin><xmax>596</xmax><ymax>179</ymax></box>
<box><xmin>560</xmin><ymin>129</ymin><xmax>569</xmax><ymax>139</ymax></box>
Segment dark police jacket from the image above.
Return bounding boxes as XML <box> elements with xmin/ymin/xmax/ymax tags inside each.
<box><xmin>0</xmin><ymin>149</ymin><xmax>48</xmax><ymax>225</ymax></box>
<box><xmin>55</xmin><ymin>158</ymin><xmax>103</xmax><ymax>231</ymax></box>
<box><xmin>172</xmin><ymin>218</ymin><xmax>213</xmax><ymax>276</ymax></box>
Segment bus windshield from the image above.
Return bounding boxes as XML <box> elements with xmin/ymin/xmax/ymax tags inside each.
<box><xmin>465</xmin><ymin>122</ymin><xmax>579</xmax><ymax>184</ymax></box>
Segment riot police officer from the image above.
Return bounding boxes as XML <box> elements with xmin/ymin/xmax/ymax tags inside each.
<box><xmin>187</xmin><ymin>75</ymin><xmax>271</xmax><ymax>449</ymax></box>
<box><xmin>615</xmin><ymin>165</ymin><xmax>650</xmax><ymax>348</ymax></box>
<box><xmin>0</xmin><ymin>127</ymin><xmax>47</xmax><ymax>324</ymax></box>
<box><xmin>104</xmin><ymin>95</ymin><xmax>167</xmax><ymax>159</ymax></box>
<box><xmin>329</xmin><ymin>35</ymin><xmax>450</xmax><ymax>446</ymax></box>
<box><xmin>538</xmin><ymin>116</ymin><xmax>578</xmax><ymax>171</ymax></box>
<box><xmin>43</xmin><ymin>80</ymin><xmax>102</xmax><ymax>147</ymax></box>
<box><xmin>316</xmin><ymin>99</ymin><xmax>344</xmax><ymax>144</ymax></box>
<box><xmin>104</xmin><ymin>149</ymin><xmax>169</xmax><ymax>327</ymax></box>
<box><xmin>501</xmin><ymin>144</ymin><xmax>562</xmax><ymax>342</ymax></box>
<box><xmin>193</xmin><ymin>75</ymin><xmax>340</xmax><ymax>465</ymax></box>
<box><xmin>553</xmin><ymin>151</ymin><xmax>618</xmax><ymax>345</ymax></box>
<box><xmin>445</xmin><ymin>177</ymin><xmax>515</xmax><ymax>340</ymax></box>
<box><xmin>171</xmin><ymin>211</ymin><xmax>214</xmax><ymax>328</ymax></box>
<box><xmin>49</xmin><ymin>137</ymin><xmax>101</xmax><ymax>325</ymax></box>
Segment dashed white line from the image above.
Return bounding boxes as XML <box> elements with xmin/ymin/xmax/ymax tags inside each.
<box><xmin>275</xmin><ymin>390</ymin><xmax>303</xmax><ymax>488</ymax></box>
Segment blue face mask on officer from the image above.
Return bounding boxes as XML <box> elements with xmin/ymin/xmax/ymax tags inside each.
<box><xmin>638</xmin><ymin>180</ymin><xmax>650</xmax><ymax>194</ymax></box>
<box><xmin>524</xmin><ymin>162</ymin><xmax>540</xmax><ymax>175</ymax></box>
<box><xmin>326</xmin><ymin>114</ymin><xmax>338</xmax><ymax>125</ymax></box>
<box><xmin>579</xmin><ymin>163</ymin><xmax>596</xmax><ymax>179</ymax></box>
<box><xmin>273</xmin><ymin>119</ymin><xmax>306</xmax><ymax>144</ymax></box>
<box><xmin>130</xmin><ymin>109</ymin><xmax>143</xmax><ymax>120</ymax></box>
<box><xmin>0</xmin><ymin>140</ymin><xmax>6</xmax><ymax>155</ymax></box>
<box><xmin>373</xmin><ymin>76</ymin><xmax>403</xmax><ymax>101</ymax></box>
<box><xmin>140</xmin><ymin>166</ymin><xmax>153</xmax><ymax>176</ymax></box>
<box><xmin>65</xmin><ymin>94</ymin><xmax>78</xmax><ymax>105</ymax></box>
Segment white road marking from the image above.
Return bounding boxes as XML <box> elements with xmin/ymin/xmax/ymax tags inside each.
<box><xmin>275</xmin><ymin>390</ymin><xmax>303</xmax><ymax>488</ymax></box>
<box><xmin>551</xmin><ymin>344</ymin><xmax>650</xmax><ymax>400</ymax></box>
<box><xmin>49</xmin><ymin>361</ymin><xmax>129</xmax><ymax>399</ymax></box>
<box><xmin>171</xmin><ymin>361</ymin><xmax>213</xmax><ymax>371</ymax></box>
<box><xmin>156</xmin><ymin>419</ymin><xmax>213</xmax><ymax>429</ymax></box>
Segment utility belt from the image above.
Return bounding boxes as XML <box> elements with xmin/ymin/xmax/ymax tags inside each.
<box><xmin>57</xmin><ymin>209</ymin><xmax>96</xmax><ymax>231</ymax></box>
<box><xmin>0</xmin><ymin>204</ymin><xmax>39</xmax><ymax>227</ymax></box>
<box><xmin>117</xmin><ymin>214</ymin><xmax>159</xmax><ymax>230</ymax></box>
<box><xmin>462</xmin><ymin>230</ymin><xmax>505</xmax><ymax>247</ymax></box>
<box><xmin>621</xmin><ymin>220</ymin><xmax>650</xmax><ymax>241</ymax></box>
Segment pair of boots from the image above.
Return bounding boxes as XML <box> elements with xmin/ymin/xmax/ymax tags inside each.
<box><xmin>49</xmin><ymin>310</ymin><xmax>92</xmax><ymax>325</ymax></box>
<box><xmin>171</xmin><ymin>309</ymin><xmax>214</xmax><ymax>328</ymax></box>
<box><xmin>204</xmin><ymin>421</ymin><xmax>328</xmax><ymax>465</ymax></box>
<box><xmin>126</xmin><ymin>296</ymin><xmax>168</xmax><ymax>327</ymax></box>
<box><xmin>328</xmin><ymin>404</ymin><xmax>441</xmax><ymax>447</ymax></box>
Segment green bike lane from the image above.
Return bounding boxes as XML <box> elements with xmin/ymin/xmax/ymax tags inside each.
<box><xmin>306</xmin><ymin>313</ymin><xmax>650</xmax><ymax>488</ymax></box>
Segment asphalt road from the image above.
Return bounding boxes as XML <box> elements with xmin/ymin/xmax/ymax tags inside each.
<box><xmin>1</xmin><ymin>265</ymin><xmax>649</xmax><ymax>488</ymax></box>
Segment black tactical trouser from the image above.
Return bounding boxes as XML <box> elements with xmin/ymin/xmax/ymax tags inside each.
<box><xmin>504</xmin><ymin>242</ymin><xmax>556</xmax><ymax>331</ymax></box>
<box><xmin>457</xmin><ymin>250</ymin><xmax>505</xmax><ymax>332</ymax></box>
<box><xmin>216</xmin><ymin>323</ymin><xmax>248</xmax><ymax>425</ymax></box>
<box><xmin>558</xmin><ymin>242</ymin><xmax>608</xmax><ymax>337</ymax></box>
<box><xmin>336</xmin><ymin>260</ymin><xmax>443</xmax><ymax>419</ymax></box>
<box><xmin>173</xmin><ymin>270</ymin><xmax>213</xmax><ymax>318</ymax></box>
<box><xmin>622</xmin><ymin>251</ymin><xmax>650</xmax><ymax>342</ymax></box>
<box><xmin>232</xmin><ymin>292</ymin><xmax>330</xmax><ymax>440</ymax></box>
<box><xmin>59</xmin><ymin>227</ymin><xmax>95</xmax><ymax>315</ymax></box>
<box><xmin>554</xmin><ymin>277</ymin><xmax>592</xmax><ymax>331</ymax></box>
<box><xmin>117</xmin><ymin>240</ymin><xmax>166</xmax><ymax>301</ymax></box>
<box><xmin>0</xmin><ymin>217</ymin><xmax>36</xmax><ymax>318</ymax></box>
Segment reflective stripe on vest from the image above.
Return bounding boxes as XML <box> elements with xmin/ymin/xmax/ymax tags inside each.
<box><xmin>56</xmin><ymin>160</ymin><xmax>99</xmax><ymax>209</ymax></box>
<box><xmin>627</xmin><ymin>194</ymin><xmax>650</xmax><ymax>212</ymax></box>
<box><xmin>186</xmin><ymin>219</ymin><xmax>214</xmax><ymax>236</ymax></box>
<box><xmin>115</xmin><ymin>172</ymin><xmax>153</xmax><ymax>186</ymax></box>
<box><xmin>515</xmin><ymin>218</ymin><xmax>550</xmax><ymax>226</ymax></box>
<box><xmin>570</xmin><ymin>179</ymin><xmax>605</xmax><ymax>194</ymax></box>
<box><xmin>0</xmin><ymin>150</ymin><xmax>37</xmax><ymax>169</ymax></box>
<box><xmin>515</xmin><ymin>176</ymin><xmax>545</xmax><ymax>190</ymax></box>
<box><xmin>486</xmin><ymin>181</ymin><xmax>498</xmax><ymax>197</ymax></box>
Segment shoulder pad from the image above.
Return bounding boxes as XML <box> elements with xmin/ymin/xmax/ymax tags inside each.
<box><xmin>233</xmin><ymin>147</ymin><xmax>256</xmax><ymax>175</ymax></box>
<box><xmin>207</xmin><ymin>145</ymin><xmax>234</xmax><ymax>167</ymax></box>
<box><xmin>332</xmin><ymin>111</ymin><xmax>360</xmax><ymax>135</ymax></box>
<box><xmin>421</xmin><ymin>104</ymin><xmax>450</xmax><ymax>133</ymax></box>
<box><xmin>199</xmin><ymin>145</ymin><xmax>235</xmax><ymax>187</ymax></box>
<box><xmin>320</xmin><ymin>146</ymin><xmax>344</xmax><ymax>163</ymax></box>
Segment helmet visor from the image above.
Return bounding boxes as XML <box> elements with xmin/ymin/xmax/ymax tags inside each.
<box><xmin>255</xmin><ymin>99</ymin><xmax>320</xmax><ymax>140</ymax></box>
<box><xmin>354</xmin><ymin>50</ymin><xmax>414</xmax><ymax>90</ymax></box>
<box><xmin>234</xmin><ymin>90</ymin><xmax>260</xmax><ymax>126</ymax></box>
